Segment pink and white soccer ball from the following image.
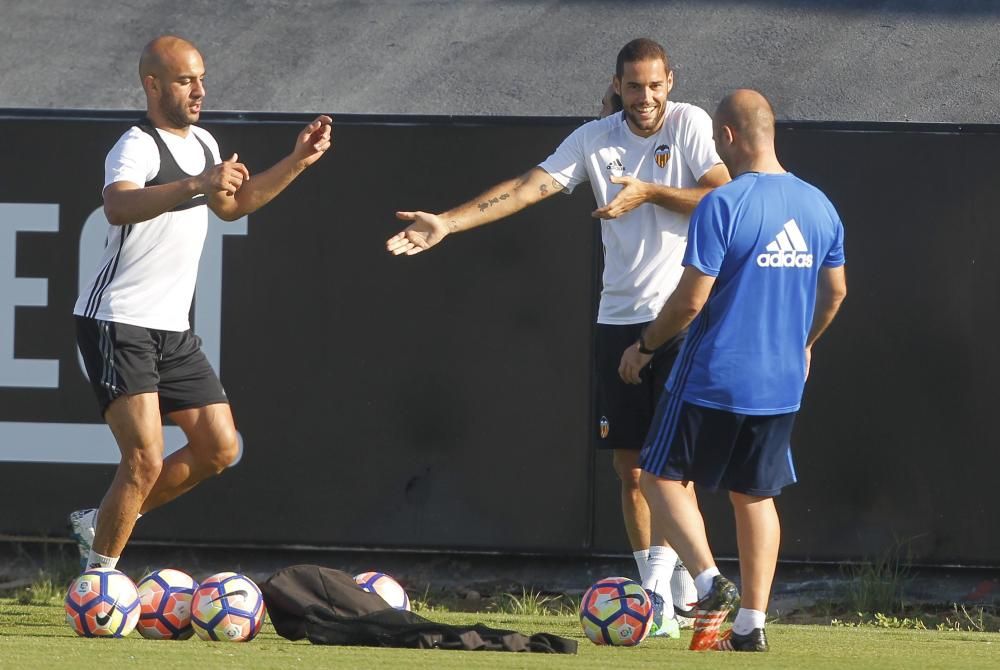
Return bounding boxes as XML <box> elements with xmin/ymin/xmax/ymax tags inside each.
<box><xmin>190</xmin><ymin>572</ymin><xmax>266</xmax><ymax>642</ymax></box>
<box><xmin>579</xmin><ymin>576</ymin><xmax>653</xmax><ymax>646</ymax></box>
<box><xmin>354</xmin><ymin>571</ymin><xmax>411</xmax><ymax>611</ymax></box>
<box><xmin>64</xmin><ymin>568</ymin><xmax>141</xmax><ymax>637</ymax></box>
<box><xmin>136</xmin><ymin>568</ymin><xmax>198</xmax><ymax>640</ymax></box>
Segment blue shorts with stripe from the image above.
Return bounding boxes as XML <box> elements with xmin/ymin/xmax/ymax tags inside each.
<box><xmin>639</xmin><ymin>390</ymin><xmax>798</xmax><ymax>497</ymax></box>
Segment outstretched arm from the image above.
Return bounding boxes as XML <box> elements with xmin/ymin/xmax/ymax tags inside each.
<box><xmin>805</xmin><ymin>265</ymin><xmax>847</xmax><ymax>376</ymax></box>
<box><xmin>592</xmin><ymin>163</ymin><xmax>730</xmax><ymax>220</ymax></box>
<box><xmin>386</xmin><ymin>166</ymin><xmax>565</xmax><ymax>256</ymax></box>
<box><xmin>208</xmin><ymin>115</ymin><xmax>333</xmax><ymax>221</ymax></box>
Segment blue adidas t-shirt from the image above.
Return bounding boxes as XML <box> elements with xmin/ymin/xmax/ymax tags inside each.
<box><xmin>667</xmin><ymin>172</ymin><xmax>846</xmax><ymax>415</ymax></box>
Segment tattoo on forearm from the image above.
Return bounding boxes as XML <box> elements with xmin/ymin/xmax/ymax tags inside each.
<box><xmin>540</xmin><ymin>180</ymin><xmax>564</xmax><ymax>197</ymax></box>
<box><xmin>477</xmin><ymin>192</ymin><xmax>511</xmax><ymax>212</ymax></box>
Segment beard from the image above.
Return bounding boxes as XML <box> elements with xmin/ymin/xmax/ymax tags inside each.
<box><xmin>625</xmin><ymin>103</ymin><xmax>665</xmax><ymax>135</ymax></box>
<box><xmin>161</xmin><ymin>98</ymin><xmax>200</xmax><ymax>128</ymax></box>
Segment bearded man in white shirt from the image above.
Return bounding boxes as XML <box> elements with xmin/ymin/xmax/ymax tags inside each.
<box><xmin>387</xmin><ymin>37</ymin><xmax>729</xmax><ymax>637</ymax></box>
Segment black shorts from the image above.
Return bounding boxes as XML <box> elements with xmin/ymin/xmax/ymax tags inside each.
<box><xmin>640</xmin><ymin>390</ymin><xmax>798</xmax><ymax>496</ymax></box>
<box><xmin>75</xmin><ymin>316</ymin><xmax>228</xmax><ymax>417</ymax></box>
<box><xmin>594</xmin><ymin>322</ymin><xmax>685</xmax><ymax>451</ymax></box>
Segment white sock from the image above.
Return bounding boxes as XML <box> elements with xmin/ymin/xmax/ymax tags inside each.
<box><xmin>732</xmin><ymin>608</ymin><xmax>766</xmax><ymax>635</ymax></box>
<box><xmin>671</xmin><ymin>559</ymin><xmax>698</xmax><ymax>611</ymax></box>
<box><xmin>693</xmin><ymin>566</ymin><xmax>722</xmax><ymax>599</ymax></box>
<box><xmin>86</xmin><ymin>509</ymin><xmax>138</xmax><ymax>569</ymax></box>
<box><xmin>632</xmin><ymin>549</ymin><xmax>650</xmax><ymax>584</ymax></box>
<box><xmin>86</xmin><ymin>551</ymin><xmax>119</xmax><ymax>570</ymax></box>
<box><xmin>643</xmin><ymin>546</ymin><xmax>677</xmax><ymax>618</ymax></box>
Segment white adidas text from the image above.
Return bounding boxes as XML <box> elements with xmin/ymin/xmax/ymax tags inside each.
<box><xmin>757</xmin><ymin>251</ymin><xmax>814</xmax><ymax>268</ymax></box>
<box><xmin>757</xmin><ymin>219</ymin><xmax>813</xmax><ymax>268</ymax></box>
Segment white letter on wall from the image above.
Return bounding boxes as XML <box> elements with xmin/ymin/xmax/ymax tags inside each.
<box><xmin>0</xmin><ymin>203</ymin><xmax>59</xmax><ymax>388</ymax></box>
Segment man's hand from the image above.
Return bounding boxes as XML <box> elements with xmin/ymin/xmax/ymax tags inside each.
<box><xmin>619</xmin><ymin>343</ymin><xmax>653</xmax><ymax>385</ymax></box>
<box><xmin>592</xmin><ymin>175</ymin><xmax>650</xmax><ymax>219</ymax></box>
<box><xmin>386</xmin><ymin>211</ymin><xmax>451</xmax><ymax>256</ymax></box>
<box><xmin>805</xmin><ymin>346</ymin><xmax>812</xmax><ymax>380</ymax></box>
<box><xmin>198</xmin><ymin>153</ymin><xmax>250</xmax><ymax>196</ymax></box>
<box><xmin>292</xmin><ymin>115</ymin><xmax>333</xmax><ymax>167</ymax></box>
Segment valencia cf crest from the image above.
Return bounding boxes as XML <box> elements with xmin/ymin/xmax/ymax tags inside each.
<box><xmin>599</xmin><ymin>416</ymin><xmax>610</xmax><ymax>439</ymax></box>
<box><xmin>654</xmin><ymin>144</ymin><xmax>671</xmax><ymax>168</ymax></box>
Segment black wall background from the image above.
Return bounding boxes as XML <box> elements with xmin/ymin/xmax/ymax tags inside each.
<box><xmin>1</xmin><ymin>112</ymin><xmax>997</xmax><ymax>565</ymax></box>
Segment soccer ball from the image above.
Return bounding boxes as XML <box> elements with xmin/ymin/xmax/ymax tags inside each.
<box><xmin>64</xmin><ymin>568</ymin><xmax>141</xmax><ymax>637</ymax></box>
<box><xmin>354</xmin><ymin>571</ymin><xmax>411</xmax><ymax>611</ymax></box>
<box><xmin>136</xmin><ymin>568</ymin><xmax>198</xmax><ymax>640</ymax></box>
<box><xmin>190</xmin><ymin>572</ymin><xmax>266</xmax><ymax>642</ymax></box>
<box><xmin>579</xmin><ymin>576</ymin><xmax>652</xmax><ymax>646</ymax></box>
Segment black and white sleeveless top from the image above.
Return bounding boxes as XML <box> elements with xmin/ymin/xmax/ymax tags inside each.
<box><xmin>74</xmin><ymin>121</ymin><xmax>222</xmax><ymax>331</ymax></box>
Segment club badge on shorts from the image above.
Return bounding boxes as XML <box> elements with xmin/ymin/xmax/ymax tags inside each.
<box><xmin>654</xmin><ymin>144</ymin><xmax>671</xmax><ymax>168</ymax></box>
<box><xmin>599</xmin><ymin>416</ymin><xmax>610</xmax><ymax>439</ymax></box>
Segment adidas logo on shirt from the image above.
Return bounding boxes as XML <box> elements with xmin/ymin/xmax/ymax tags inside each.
<box><xmin>606</xmin><ymin>158</ymin><xmax>625</xmax><ymax>177</ymax></box>
<box><xmin>757</xmin><ymin>219</ymin><xmax>814</xmax><ymax>268</ymax></box>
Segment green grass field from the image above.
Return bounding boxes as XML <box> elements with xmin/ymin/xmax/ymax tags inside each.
<box><xmin>1</xmin><ymin>599</ymin><xmax>997</xmax><ymax>669</ymax></box>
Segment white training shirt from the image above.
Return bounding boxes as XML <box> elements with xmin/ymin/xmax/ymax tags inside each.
<box><xmin>74</xmin><ymin>125</ymin><xmax>222</xmax><ymax>332</ymax></box>
<box><xmin>539</xmin><ymin>101</ymin><xmax>721</xmax><ymax>325</ymax></box>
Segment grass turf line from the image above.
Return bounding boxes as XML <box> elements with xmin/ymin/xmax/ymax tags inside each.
<box><xmin>0</xmin><ymin>600</ymin><xmax>996</xmax><ymax>669</ymax></box>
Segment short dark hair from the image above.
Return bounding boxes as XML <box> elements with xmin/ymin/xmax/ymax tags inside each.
<box><xmin>615</xmin><ymin>38</ymin><xmax>670</xmax><ymax>79</ymax></box>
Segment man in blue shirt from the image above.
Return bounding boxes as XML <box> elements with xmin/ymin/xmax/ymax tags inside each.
<box><xmin>619</xmin><ymin>89</ymin><xmax>847</xmax><ymax>652</ymax></box>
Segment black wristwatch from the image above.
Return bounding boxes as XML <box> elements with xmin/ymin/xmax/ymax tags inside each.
<box><xmin>637</xmin><ymin>331</ymin><xmax>656</xmax><ymax>355</ymax></box>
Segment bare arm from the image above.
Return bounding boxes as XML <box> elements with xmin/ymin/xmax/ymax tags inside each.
<box><xmin>646</xmin><ymin>163</ymin><xmax>732</xmax><ymax>214</ymax></box>
<box><xmin>618</xmin><ymin>267</ymin><xmax>717</xmax><ymax>384</ymax></box>
<box><xmin>443</xmin><ymin>166</ymin><xmax>566</xmax><ymax>231</ymax></box>
<box><xmin>592</xmin><ymin>162</ymin><xmax>731</xmax><ymax>220</ymax></box>
<box><xmin>805</xmin><ymin>266</ymin><xmax>847</xmax><ymax>376</ymax></box>
<box><xmin>208</xmin><ymin>115</ymin><xmax>332</xmax><ymax>222</ymax></box>
<box><xmin>102</xmin><ymin>158</ymin><xmax>249</xmax><ymax>227</ymax></box>
<box><xmin>386</xmin><ymin>166</ymin><xmax>565</xmax><ymax>256</ymax></box>
<box><xmin>103</xmin><ymin>180</ymin><xmax>199</xmax><ymax>226</ymax></box>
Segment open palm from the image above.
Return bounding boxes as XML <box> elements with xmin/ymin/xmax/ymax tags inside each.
<box><xmin>386</xmin><ymin>211</ymin><xmax>450</xmax><ymax>256</ymax></box>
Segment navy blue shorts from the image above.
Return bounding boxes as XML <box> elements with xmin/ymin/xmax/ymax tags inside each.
<box><xmin>639</xmin><ymin>390</ymin><xmax>798</xmax><ymax>496</ymax></box>
<box><xmin>594</xmin><ymin>323</ymin><xmax>685</xmax><ymax>450</ymax></box>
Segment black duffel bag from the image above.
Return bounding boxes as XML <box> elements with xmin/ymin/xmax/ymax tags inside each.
<box><xmin>260</xmin><ymin>564</ymin><xmax>577</xmax><ymax>654</ymax></box>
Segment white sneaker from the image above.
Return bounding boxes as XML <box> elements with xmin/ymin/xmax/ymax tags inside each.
<box><xmin>68</xmin><ymin>508</ymin><xmax>97</xmax><ymax>568</ymax></box>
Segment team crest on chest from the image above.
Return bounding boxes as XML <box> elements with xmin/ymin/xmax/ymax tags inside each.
<box><xmin>653</xmin><ymin>144</ymin><xmax>671</xmax><ymax>168</ymax></box>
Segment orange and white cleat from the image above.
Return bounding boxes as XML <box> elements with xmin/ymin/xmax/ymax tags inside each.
<box><xmin>688</xmin><ymin>575</ymin><xmax>739</xmax><ymax>651</ymax></box>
